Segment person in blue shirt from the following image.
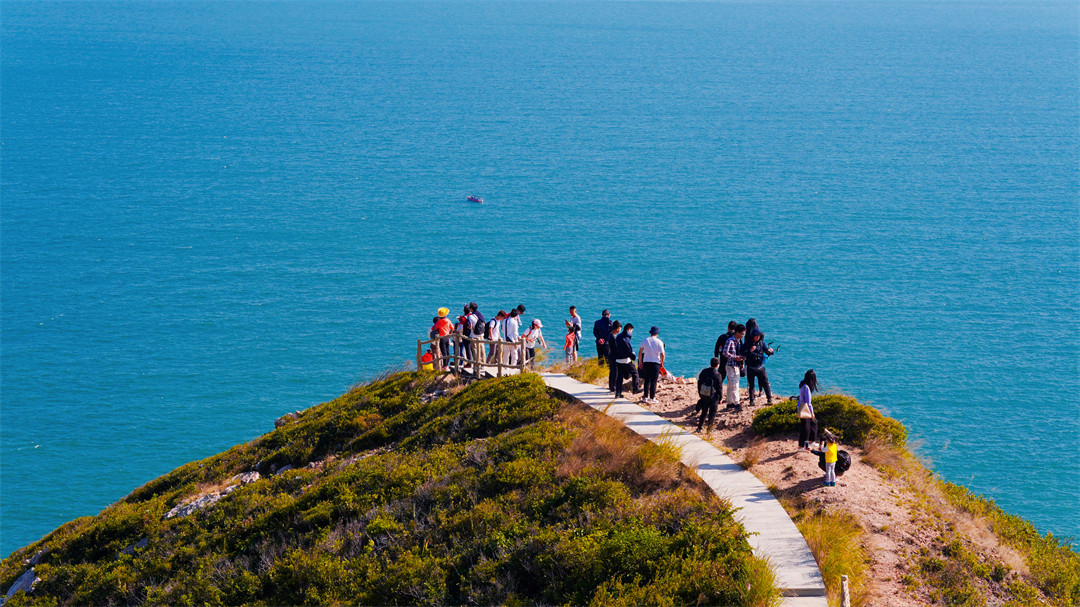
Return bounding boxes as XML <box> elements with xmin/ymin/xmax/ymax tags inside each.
<box><xmin>744</xmin><ymin>329</ymin><xmax>775</xmax><ymax>406</ymax></box>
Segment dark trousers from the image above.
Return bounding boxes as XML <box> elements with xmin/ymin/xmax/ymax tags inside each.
<box><xmin>798</xmin><ymin>418</ymin><xmax>819</xmax><ymax>447</ymax></box>
<box><xmin>615</xmin><ymin>362</ymin><xmax>639</xmax><ymax>397</ymax></box>
<box><xmin>746</xmin><ymin>366</ymin><xmax>772</xmax><ymax>405</ymax></box>
<box><xmin>697</xmin><ymin>397</ymin><xmax>719</xmax><ymax>431</ymax></box>
<box><xmin>608</xmin><ymin>359</ymin><xmax>619</xmax><ymax>391</ymax></box>
<box><xmin>641</xmin><ymin>362</ymin><xmax>661</xmax><ymax>399</ymax></box>
<box><xmin>596</xmin><ymin>341</ymin><xmax>607</xmax><ymax>364</ymax></box>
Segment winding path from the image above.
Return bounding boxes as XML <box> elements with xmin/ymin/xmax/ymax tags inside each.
<box><xmin>539</xmin><ymin>372</ymin><xmax>828</xmax><ymax>606</ymax></box>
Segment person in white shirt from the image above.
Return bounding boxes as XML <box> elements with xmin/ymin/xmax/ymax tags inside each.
<box><xmin>502</xmin><ymin>309</ymin><xmax>522</xmax><ymax>366</ymax></box>
<box><xmin>487</xmin><ymin>311</ymin><xmax>506</xmax><ymax>364</ymax></box>
<box><xmin>638</xmin><ymin>326</ymin><xmax>666</xmax><ymax>403</ymax></box>
<box><xmin>567</xmin><ymin>306</ymin><xmax>583</xmax><ymax>356</ymax></box>
<box><xmin>522</xmin><ymin>319</ymin><xmax>547</xmax><ymax>368</ymax></box>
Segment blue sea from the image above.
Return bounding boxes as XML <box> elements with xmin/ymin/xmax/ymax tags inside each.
<box><xmin>2</xmin><ymin>0</ymin><xmax>1077</xmax><ymax>556</ymax></box>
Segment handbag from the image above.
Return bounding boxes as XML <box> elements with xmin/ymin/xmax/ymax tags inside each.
<box><xmin>798</xmin><ymin>403</ymin><xmax>813</xmax><ymax>420</ymax></box>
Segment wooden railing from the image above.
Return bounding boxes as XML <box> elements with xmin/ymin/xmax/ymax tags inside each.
<box><xmin>416</xmin><ymin>334</ymin><xmax>528</xmax><ymax>378</ymax></box>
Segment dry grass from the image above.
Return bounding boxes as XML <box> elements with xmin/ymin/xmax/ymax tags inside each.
<box><xmin>740</xmin><ymin>438</ymin><xmax>766</xmax><ymax>470</ymax></box>
<box><xmin>796</xmin><ymin>508</ymin><xmax>871</xmax><ymax>607</ymax></box>
<box><xmin>860</xmin><ymin>435</ymin><xmax>911</xmax><ymax>476</ymax></box>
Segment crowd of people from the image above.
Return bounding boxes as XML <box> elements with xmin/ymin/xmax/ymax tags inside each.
<box><xmin>425</xmin><ymin>304</ymin><xmax>832</xmax><ymax>485</ymax></box>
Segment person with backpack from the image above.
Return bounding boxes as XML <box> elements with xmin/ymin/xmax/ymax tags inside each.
<box><xmin>723</xmin><ymin>324</ymin><xmax>745</xmax><ymax>409</ymax></box>
<box><xmin>638</xmin><ymin>326</ymin><xmax>665</xmax><ymax>404</ymax></box>
<box><xmin>744</xmin><ymin>329</ymin><xmax>775</xmax><ymax>406</ymax></box>
<box><xmin>606</xmin><ymin>321</ymin><xmax>622</xmax><ymax>391</ymax></box>
<box><xmin>797</xmin><ymin>369</ymin><xmax>820</xmax><ymax>450</ymax></box>
<box><xmin>487</xmin><ymin>311</ymin><xmax>506</xmax><ymax>364</ymax></box>
<box><xmin>714</xmin><ymin>320</ymin><xmax>737</xmax><ymax>386</ymax></box>
<box><xmin>695</xmin><ymin>358</ymin><xmax>724</xmax><ymax>432</ymax></box>
<box><xmin>613</xmin><ymin>323</ymin><xmax>639</xmax><ymax>398</ymax></box>
<box><xmin>467</xmin><ymin>303</ymin><xmax>486</xmax><ymax>365</ymax></box>
<box><xmin>593</xmin><ymin>310</ymin><xmax>613</xmax><ymax>364</ymax></box>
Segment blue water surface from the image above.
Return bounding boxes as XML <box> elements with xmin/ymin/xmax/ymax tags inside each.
<box><xmin>2</xmin><ymin>0</ymin><xmax>1078</xmax><ymax>556</ymax></box>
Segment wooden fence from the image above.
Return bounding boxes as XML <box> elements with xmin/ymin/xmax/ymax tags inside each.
<box><xmin>416</xmin><ymin>334</ymin><xmax>528</xmax><ymax>378</ymax></box>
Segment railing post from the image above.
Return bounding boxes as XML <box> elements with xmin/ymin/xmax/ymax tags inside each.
<box><xmin>416</xmin><ymin>339</ymin><xmax>422</xmax><ymax>371</ymax></box>
<box><xmin>452</xmin><ymin>334</ymin><xmax>460</xmax><ymax>375</ymax></box>
<box><xmin>841</xmin><ymin>574</ymin><xmax>850</xmax><ymax>607</ymax></box>
<box><xmin>497</xmin><ymin>343</ymin><xmax>503</xmax><ymax>377</ymax></box>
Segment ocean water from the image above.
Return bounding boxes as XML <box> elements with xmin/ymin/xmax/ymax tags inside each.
<box><xmin>2</xmin><ymin>0</ymin><xmax>1077</xmax><ymax>556</ymax></box>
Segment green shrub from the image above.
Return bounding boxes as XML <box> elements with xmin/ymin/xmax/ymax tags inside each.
<box><xmin>3</xmin><ymin>373</ymin><xmax>773</xmax><ymax>607</ymax></box>
<box><xmin>752</xmin><ymin>394</ymin><xmax>906</xmax><ymax>447</ymax></box>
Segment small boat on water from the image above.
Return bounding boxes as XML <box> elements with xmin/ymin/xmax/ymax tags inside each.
<box><xmin>466</xmin><ymin>195</ymin><xmax>483</xmax><ymax>204</ymax></box>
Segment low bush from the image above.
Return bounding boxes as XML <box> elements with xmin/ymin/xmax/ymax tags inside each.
<box><xmin>2</xmin><ymin>373</ymin><xmax>777</xmax><ymax>607</ymax></box>
<box><xmin>751</xmin><ymin>394</ymin><xmax>906</xmax><ymax>447</ymax></box>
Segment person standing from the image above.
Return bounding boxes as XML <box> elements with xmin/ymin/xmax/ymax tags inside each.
<box><xmin>468</xmin><ymin>303</ymin><xmax>486</xmax><ymax>364</ymax></box>
<box><xmin>744</xmin><ymin>330</ymin><xmax>775</xmax><ymax>406</ymax></box>
<box><xmin>502</xmin><ymin>309</ymin><xmax>522</xmax><ymax>366</ymax></box>
<box><xmin>695</xmin><ymin>358</ymin><xmax>724</xmax><ymax>432</ymax></box>
<box><xmin>797</xmin><ymin>369</ymin><xmax>820</xmax><ymax>450</ymax></box>
<box><xmin>567</xmin><ymin>306</ymin><xmax>583</xmax><ymax>357</ymax></box>
<box><xmin>593</xmin><ymin>310</ymin><xmax>613</xmax><ymax>364</ymax></box>
<box><xmin>614</xmin><ymin>323</ymin><xmax>640</xmax><ymax>398</ymax></box>
<box><xmin>487</xmin><ymin>311</ymin><xmax>506</xmax><ymax>364</ymax></box>
<box><xmin>433</xmin><ymin>308</ymin><xmax>455</xmax><ymax>370</ymax></box>
<box><xmin>522</xmin><ymin>319</ymin><xmax>546</xmax><ymax>368</ymax></box>
<box><xmin>638</xmin><ymin>326</ymin><xmax>665</xmax><ymax>404</ymax></box>
<box><xmin>714</xmin><ymin>320</ymin><xmax>737</xmax><ymax>385</ymax></box>
<box><xmin>723</xmin><ymin>324</ymin><xmax>745</xmax><ymax>409</ymax></box>
<box><xmin>607</xmin><ymin>321</ymin><xmax>622</xmax><ymax>391</ymax></box>
<box><xmin>563</xmin><ymin>324</ymin><xmax>577</xmax><ymax>363</ymax></box>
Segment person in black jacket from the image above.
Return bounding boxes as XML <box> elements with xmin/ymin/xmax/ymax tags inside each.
<box><xmin>713</xmin><ymin>321</ymin><xmax>737</xmax><ymax>385</ymax></box>
<box><xmin>613</xmin><ymin>323</ymin><xmax>639</xmax><ymax>398</ymax></box>
<box><xmin>607</xmin><ymin>321</ymin><xmax>622</xmax><ymax>391</ymax></box>
<box><xmin>696</xmin><ymin>358</ymin><xmax>724</xmax><ymax>432</ymax></box>
<box><xmin>744</xmin><ymin>329</ymin><xmax>774</xmax><ymax>406</ymax></box>
<box><xmin>593</xmin><ymin>310</ymin><xmax>613</xmax><ymax>364</ymax></box>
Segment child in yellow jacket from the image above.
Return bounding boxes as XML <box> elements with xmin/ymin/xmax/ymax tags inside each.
<box><xmin>811</xmin><ymin>431</ymin><xmax>838</xmax><ymax>487</ymax></box>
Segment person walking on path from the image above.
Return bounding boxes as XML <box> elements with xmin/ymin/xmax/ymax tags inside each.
<box><xmin>568</xmin><ymin>306</ymin><xmax>582</xmax><ymax>357</ymax></box>
<box><xmin>695</xmin><ymin>358</ymin><xmax>724</xmax><ymax>432</ymax></box>
<box><xmin>606</xmin><ymin>321</ymin><xmax>622</xmax><ymax>391</ymax></box>
<box><xmin>744</xmin><ymin>329</ymin><xmax>775</xmax><ymax>406</ymax></box>
<box><xmin>810</xmin><ymin>430</ymin><xmax>838</xmax><ymax>486</ymax></box>
<box><xmin>797</xmin><ymin>369</ymin><xmax>820</xmax><ymax>450</ymax></box>
<box><xmin>723</xmin><ymin>324</ymin><xmax>746</xmax><ymax>409</ymax></box>
<box><xmin>593</xmin><ymin>310</ymin><xmax>613</xmax><ymax>364</ymax></box>
<box><xmin>502</xmin><ymin>309</ymin><xmax>522</xmax><ymax>366</ymax></box>
<box><xmin>614</xmin><ymin>323</ymin><xmax>640</xmax><ymax>398</ymax></box>
<box><xmin>638</xmin><ymin>326</ymin><xmax>665</xmax><ymax>404</ymax></box>
<box><xmin>714</xmin><ymin>321</ymin><xmax>737</xmax><ymax>386</ymax></box>
<box><xmin>522</xmin><ymin>319</ymin><xmax>546</xmax><ymax>368</ymax></box>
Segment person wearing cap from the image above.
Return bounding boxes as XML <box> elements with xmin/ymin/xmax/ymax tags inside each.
<box><xmin>522</xmin><ymin>319</ymin><xmax>546</xmax><ymax>368</ymax></box>
<box><xmin>593</xmin><ymin>309</ymin><xmax>613</xmax><ymax>364</ymax></box>
<box><xmin>638</xmin><ymin>327</ymin><xmax>665</xmax><ymax>404</ymax></box>
<box><xmin>433</xmin><ymin>308</ymin><xmax>455</xmax><ymax>370</ymax></box>
<box><xmin>613</xmin><ymin>323</ymin><xmax>639</xmax><ymax>398</ymax></box>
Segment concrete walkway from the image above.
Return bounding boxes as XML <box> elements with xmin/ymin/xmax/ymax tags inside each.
<box><xmin>540</xmin><ymin>373</ymin><xmax>827</xmax><ymax>605</ymax></box>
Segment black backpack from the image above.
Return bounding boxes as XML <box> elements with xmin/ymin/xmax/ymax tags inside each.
<box><xmin>817</xmin><ymin>450</ymin><xmax>852</xmax><ymax>476</ymax></box>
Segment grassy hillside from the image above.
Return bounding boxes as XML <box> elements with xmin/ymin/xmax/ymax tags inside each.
<box><xmin>2</xmin><ymin>373</ymin><xmax>778</xmax><ymax>606</ymax></box>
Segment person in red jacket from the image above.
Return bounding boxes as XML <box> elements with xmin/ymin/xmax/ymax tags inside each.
<box><xmin>433</xmin><ymin>307</ymin><xmax>454</xmax><ymax>369</ymax></box>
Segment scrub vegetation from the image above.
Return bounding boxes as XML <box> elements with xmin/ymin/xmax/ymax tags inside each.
<box><xmin>752</xmin><ymin>397</ymin><xmax>1079</xmax><ymax>607</ymax></box>
<box><xmin>1</xmin><ymin>373</ymin><xmax>778</xmax><ymax>607</ymax></box>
